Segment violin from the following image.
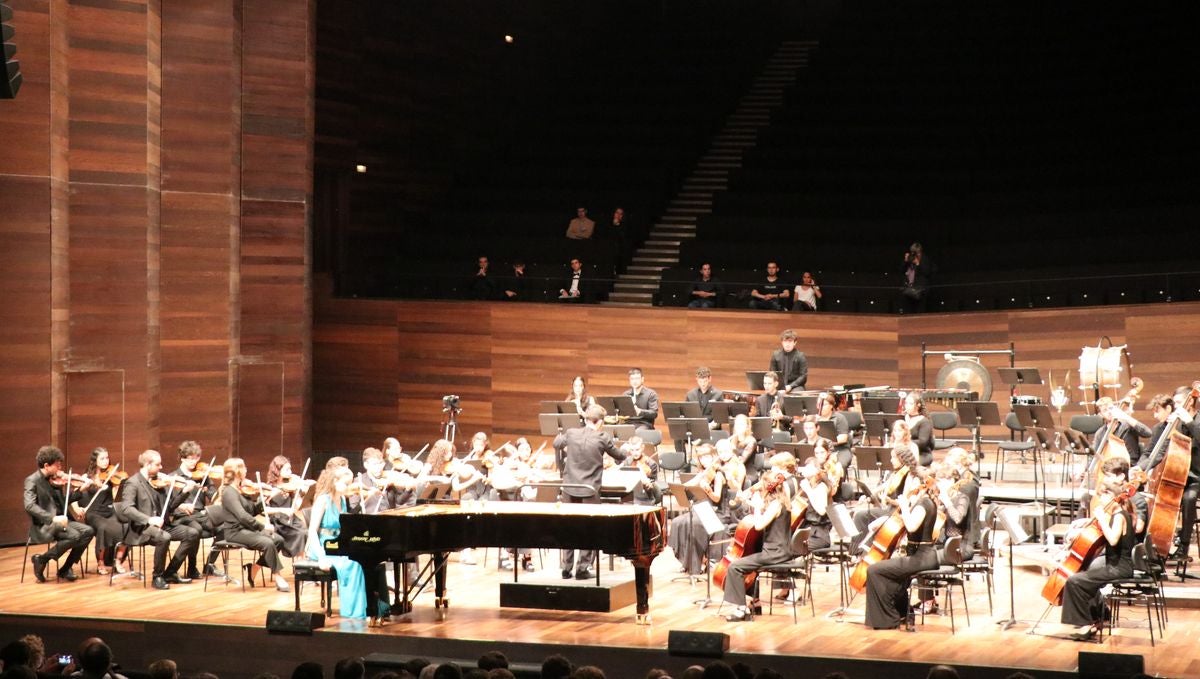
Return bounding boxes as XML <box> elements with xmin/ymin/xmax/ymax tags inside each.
<box><xmin>189</xmin><ymin>461</ymin><xmax>223</xmax><ymax>481</ymax></box>
<box><xmin>275</xmin><ymin>474</ymin><xmax>317</xmax><ymax>494</ymax></box>
<box><xmin>236</xmin><ymin>479</ymin><xmax>277</xmax><ymax>497</ymax></box>
<box><xmin>149</xmin><ymin>473</ymin><xmax>194</xmax><ymax>490</ymax></box>
<box><xmin>50</xmin><ymin>471</ymin><xmax>93</xmax><ymax>490</ymax></box>
<box><xmin>96</xmin><ymin>467</ymin><xmax>128</xmax><ymax>487</ymax></box>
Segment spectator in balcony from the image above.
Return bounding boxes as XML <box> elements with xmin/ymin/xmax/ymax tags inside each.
<box><xmin>792</xmin><ymin>271</ymin><xmax>822</xmax><ymax>312</ymax></box>
<box><xmin>558</xmin><ymin>257</ymin><xmax>588</xmax><ymax>302</ymax></box>
<box><xmin>565</xmin><ymin>207</ymin><xmax>595</xmax><ymax>240</ymax></box>
<box><xmin>899</xmin><ymin>242</ymin><xmax>934</xmax><ymax>314</ymax></box>
<box><xmin>688</xmin><ymin>263</ymin><xmax>724</xmax><ymax>309</ymax></box>
<box><xmin>469</xmin><ymin>256</ymin><xmax>496</xmax><ymax>301</ymax></box>
<box><xmin>749</xmin><ymin>261</ymin><xmax>790</xmax><ymax>311</ymax></box>
<box><xmin>609</xmin><ymin>207</ymin><xmax>629</xmax><ymax>266</ymax></box>
<box><xmin>502</xmin><ymin>260</ymin><xmax>527</xmax><ymax>300</ymax></box>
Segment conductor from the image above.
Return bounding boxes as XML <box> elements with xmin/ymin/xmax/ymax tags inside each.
<box><xmin>554</xmin><ymin>404</ymin><xmax>628</xmax><ymax>580</ymax></box>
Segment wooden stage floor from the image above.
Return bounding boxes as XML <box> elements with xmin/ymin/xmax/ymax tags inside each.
<box><xmin>3</xmin><ymin>524</ymin><xmax>1197</xmax><ymax>679</ymax></box>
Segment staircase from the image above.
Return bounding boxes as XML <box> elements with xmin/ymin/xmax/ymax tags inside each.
<box><xmin>602</xmin><ymin>40</ymin><xmax>818</xmax><ymax>307</ymax></box>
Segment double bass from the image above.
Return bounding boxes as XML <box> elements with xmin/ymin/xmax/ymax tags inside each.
<box><xmin>1142</xmin><ymin>382</ymin><xmax>1199</xmax><ymax>555</ymax></box>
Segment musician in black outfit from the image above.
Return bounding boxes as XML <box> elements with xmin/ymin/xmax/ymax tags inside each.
<box><xmin>818</xmin><ymin>391</ymin><xmax>853</xmax><ymax>471</ymax></box>
<box><xmin>722</xmin><ymin>470</ymin><xmax>794</xmax><ymax>621</ymax></box>
<box><xmin>1061</xmin><ymin>457</ymin><xmax>1135</xmax><ymax>641</ymax></box>
<box><xmin>864</xmin><ymin>466</ymin><xmax>938</xmax><ymax>630</ymax></box>
<box><xmin>1136</xmin><ymin>394</ymin><xmax>1178</xmax><ymax>473</ymax></box>
<box><xmin>756</xmin><ymin>371</ymin><xmax>787</xmax><ymax>441</ymax></box>
<box><xmin>853</xmin><ymin>446</ymin><xmax>916</xmax><ymax>549</ymax></box>
<box><xmin>115</xmin><ymin>449</ymin><xmax>201</xmax><ymax>590</ymax></box>
<box><xmin>623</xmin><ymin>367</ymin><xmax>660</xmax><ymax>431</ymax></box>
<box><xmin>24</xmin><ymin>446</ymin><xmax>95</xmax><ymax>582</ymax></box>
<box><xmin>554</xmin><ymin>404</ymin><xmax>627</xmax><ymax>579</ymax></box>
<box><xmin>74</xmin><ymin>447</ymin><xmax>123</xmax><ymax>575</ymax></box>
<box><xmin>903</xmin><ymin>393</ymin><xmax>934</xmax><ymax>467</ymax></box>
<box><xmin>768</xmin><ymin>329</ymin><xmax>807</xmax><ymax>392</ymax></box>
<box><xmin>1166</xmin><ymin>386</ymin><xmax>1200</xmax><ymax>560</ymax></box>
<box><xmin>1078</xmin><ymin>396</ymin><xmax>1152</xmax><ymax>519</ymax></box>
<box><xmin>170</xmin><ymin>440</ymin><xmax>223</xmax><ymax>578</ymax></box>
<box><xmin>215</xmin><ymin>457</ymin><xmax>290</xmax><ymax>592</ymax></box>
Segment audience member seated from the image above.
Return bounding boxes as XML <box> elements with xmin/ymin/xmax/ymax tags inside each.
<box><xmin>565</xmin><ymin>207</ymin><xmax>595</xmax><ymax>240</ymax></box>
<box><xmin>558</xmin><ymin>258</ymin><xmax>588</xmax><ymax>302</ymax></box>
<box><xmin>501</xmin><ymin>261</ymin><xmax>527</xmax><ymax>301</ymax></box>
<box><xmin>748</xmin><ymin>261</ymin><xmax>790</xmax><ymax>311</ymax></box>
<box><xmin>688</xmin><ymin>263</ymin><xmax>724</xmax><ymax>308</ymax></box>
<box><xmin>792</xmin><ymin>271</ymin><xmax>822</xmax><ymax>312</ymax></box>
<box><xmin>469</xmin><ymin>256</ymin><xmax>497</xmax><ymax>301</ymax></box>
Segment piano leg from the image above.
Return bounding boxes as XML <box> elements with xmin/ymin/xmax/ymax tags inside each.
<box><xmin>633</xmin><ymin>557</ymin><xmax>653</xmax><ymax>625</ymax></box>
<box><xmin>433</xmin><ymin>551</ymin><xmax>449</xmax><ymax>608</ymax></box>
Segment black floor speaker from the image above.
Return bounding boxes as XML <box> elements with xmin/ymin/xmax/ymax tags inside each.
<box><xmin>667</xmin><ymin>630</ymin><xmax>729</xmax><ymax>658</ymax></box>
<box><xmin>265</xmin><ymin>610</ymin><xmax>325</xmax><ymax>634</ymax></box>
<box><xmin>1078</xmin><ymin>651</ymin><xmax>1144</xmax><ymax>679</ymax></box>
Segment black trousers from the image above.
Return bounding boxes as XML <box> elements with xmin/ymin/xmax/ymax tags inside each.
<box><xmin>1061</xmin><ymin>556</ymin><xmax>1132</xmax><ymax>626</ymax></box>
<box><xmin>224</xmin><ymin>526</ymin><xmax>285</xmax><ymax>572</ymax></box>
<box><xmin>141</xmin><ymin>523</ymin><xmax>200</xmax><ymax>576</ymax></box>
<box><xmin>559</xmin><ymin>493</ymin><xmax>599</xmax><ymax>573</ymax></box>
<box><xmin>44</xmin><ymin>520</ymin><xmax>95</xmax><ymax>570</ymax></box>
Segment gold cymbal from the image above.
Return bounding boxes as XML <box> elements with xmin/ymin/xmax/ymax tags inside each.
<box><xmin>935</xmin><ymin>360</ymin><xmax>992</xmax><ymax>401</ymax></box>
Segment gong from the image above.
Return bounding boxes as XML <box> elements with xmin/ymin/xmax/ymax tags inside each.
<box><xmin>936</xmin><ymin>359</ymin><xmax>993</xmax><ymax>401</ymax></box>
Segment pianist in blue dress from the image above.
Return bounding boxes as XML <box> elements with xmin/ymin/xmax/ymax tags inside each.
<box><xmin>306</xmin><ymin>466</ymin><xmax>367</xmax><ymax>619</ymax></box>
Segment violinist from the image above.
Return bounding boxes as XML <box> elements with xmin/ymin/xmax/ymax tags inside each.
<box><xmin>351</xmin><ymin>447</ymin><xmax>401</xmax><ymax>515</ymax></box>
<box><xmin>755</xmin><ymin>371</ymin><xmax>788</xmax><ymax>440</ymax></box>
<box><xmin>621</xmin><ymin>436</ymin><xmax>661</xmax><ymax>506</ymax></box>
<box><xmin>115</xmin><ymin>449</ymin><xmax>201</xmax><ymax>590</ymax></box>
<box><xmin>74</xmin><ymin>447</ymin><xmax>123</xmax><ymax>575</ymax></box>
<box><xmin>623</xmin><ymin>368</ymin><xmax>660</xmax><ymax>431</ymax></box>
<box><xmin>818</xmin><ymin>391</ymin><xmax>853</xmax><ymax>471</ymax></box>
<box><xmin>214</xmin><ymin>457</ymin><xmax>290</xmax><ymax>592</ymax></box>
<box><xmin>423</xmin><ymin>438</ymin><xmax>456</xmax><ymax>479</ymax></box>
<box><xmin>940</xmin><ymin>447</ymin><xmax>981</xmax><ymax>557</ymax></box>
<box><xmin>264</xmin><ymin>455</ymin><xmax>311</xmax><ymax>558</ymax></box>
<box><xmin>490</xmin><ymin>439</ymin><xmax>537</xmax><ymax>571</ymax></box>
<box><xmin>728</xmin><ymin>414</ymin><xmax>759</xmax><ymax>483</ymax></box>
<box><xmin>863</xmin><ymin>466</ymin><xmax>938</xmax><ymax>630</ymax></box>
<box><xmin>668</xmin><ymin>444</ymin><xmax>725</xmax><ymax>576</ymax></box>
<box><xmin>1061</xmin><ymin>457</ymin><xmax>1135</xmax><ymax>641</ymax></box>
<box><xmin>852</xmin><ymin>445</ymin><xmax>916</xmax><ymax>551</ymax></box>
<box><xmin>715</xmin><ymin>438</ymin><xmax>747</xmax><ymax>504</ymax></box>
<box><xmin>465</xmin><ymin>432</ymin><xmax>491</xmax><ymax>460</ymax></box>
<box><xmin>23</xmin><ymin>445</ymin><xmax>96</xmax><ymax>582</ymax></box>
<box><xmin>1076</xmin><ymin>396</ymin><xmax>1151</xmax><ymax>518</ymax></box>
<box><xmin>170</xmin><ymin>441</ymin><xmax>222</xmax><ymax>579</ymax></box>
<box><xmin>722</xmin><ymin>470</ymin><xmax>794</xmax><ymax>622</ymax></box>
<box><xmin>900</xmin><ymin>394</ymin><xmax>933</xmax><ymax>467</ymax></box>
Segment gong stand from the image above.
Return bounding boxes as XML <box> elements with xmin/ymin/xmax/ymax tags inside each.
<box><xmin>921</xmin><ymin>342</ymin><xmax>1016</xmax><ymax>402</ymax></box>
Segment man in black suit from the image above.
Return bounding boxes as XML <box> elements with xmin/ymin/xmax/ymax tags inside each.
<box><xmin>768</xmin><ymin>328</ymin><xmax>808</xmax><ymax>392</ymax></box>
<box><xmin>623</xmin><ymin>367</ymin><xmax>660</xmax><ymax>431</ymax></box>
<box><xmin>554</xmin><ymin>404</ymin><xmax>627</xmax><ymax>579</ymax></box>
<box><xmin>23</xmin><ymin>445</ymin><xmax>95</xmax><ymax>582</ymax></box>
<box><xmin>755</xmin><ymin>370</ymin><xmax>787</xmax><ymax>441</ymax></box>
<box><xmin>116</xmin><ymin>449</ymin><xmax>202</xmax><ymax>589</ymax></box>
<box><xmin>169</xmin><ymin>440</ymin><xmax>224</xmax><ymax>579</ymax></box>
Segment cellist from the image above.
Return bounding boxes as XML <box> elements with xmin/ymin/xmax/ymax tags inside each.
<box><xmin>852</xmin><ymin>445</ymin><xmax>916</xmax><ymax>551</ymax></box>
<box><xmin>721</xmin><ymin>470</ymin><xmax>793</xmax><ymax>622</ymax></box>
<box><xmin>863</xmin><ymin>466</ymin><xmax>938</xmax><ymax>630</ymax></box>
<box><xmin>1061</xmin><ymin>457</ymin><xmax>1135</xmax><ymax>641</ymax></box>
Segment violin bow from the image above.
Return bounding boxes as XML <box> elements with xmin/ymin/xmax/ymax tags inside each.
<box><xmin>160</xmin><ymin>479</ymin><xmax>175</xmax><ymax>523</ymax></box>
<box><xmin>80</xmin><ymin>463</ymin><xmax>119</xmax><ymax>514</ymax></box>
<box><xmin>61</xmin><ymin>468</ymin><xmax>73</xmax><ymax>518</ymax></box>
<box><xmin>190</xmin><ymin>456</ymin><xmax>217</xmax><ymax>505</ymax></box>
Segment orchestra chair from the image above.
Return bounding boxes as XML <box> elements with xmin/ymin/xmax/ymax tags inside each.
<box><xmin>909</xmin><ymin>536</ymin><xmax>969</xmax><ymax>633</ymax></box>
<box><xmin>759</xmin><ymin>527</ymin><xmax>815</xmax><ymax>622</ymax></box>
<box><xmin>840</xmin><ymin>410</ymin><xmax>865</xmax><ymax>447</ymax></box>
<box><xmin>994</xmin><ymin>413</ymin><xmax>1036</xmax><ymax>481</ymax></box>
<box><xmin>202</xmin><ymin>504</ymin><xmax>268</xmax><ymax>592</ymax></box>
<box><xmin>957</xmin><ymin>526</ymin><xmax>995</xmax><ymax>615</ymax></box>
<box><xmin>108</xmin><ymin>520</ymin><xmax>154</xmax><ymax>588</ymax></box>
<box><xmin>1102</xmin><ymin>539</ymin><xmax>1167</xmax><ymax>646</ymax></box>
<box><xmin>292</xmin><ymin>560</ymin><xmax>337</xmax><ymax>617</ymax></box>
<box><xmin>635</xmin><ymin>428</ymin><xmax>663</xmax><ymax>449</ymax></box>
<box><xmin>930</xmin><ymin>411</ymin><xmax>960</xmax><ymax>451</ymax></box>
<box><xmin>658</xmin><ymin>450</ymin><xmax>687</xmax><ymax>483</ymax></box>
<box><xmin>20</xmin><ymin>526</ymin><xmax>63</xmax><ymax>583</ymax></box>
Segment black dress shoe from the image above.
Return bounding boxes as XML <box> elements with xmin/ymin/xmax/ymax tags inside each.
<box><xmin>152</xmin><ymin>576</ymin><xmax>170</xmax><ymax>590</ymax></box>
<box><xmin>203</xmin><ymin>564</ymin><xmax>226</xmax><ymax>578</ymax></box>
<box><xmin>163</xmin><ymin>573</ymin><xmax>192</xmax><ymax>584</ymax></box>
<box><xmin>522</xmin><ymin>559</ymin><xmax>536</xmax><ymax>572</ymax></box>
<box><xmin>30</xmin><ymin>555</ymin><xmax>48</xmax><ymax>583</ymax></box>
<box><xmin>575</xmin><ymin>569</ymin><xmax>594</xmax><ymax>580</ymax></box>
<box><xmin>185</xmin><ymin>569</ymin><xmax>202</xmax><ymax>580</ymax></box>
<box><xmin>57</xmin><ymin>569</ymin><xmax>78</xmax><ymax>582</ymax></box>
<box><xmin>562</xmin><ymin>569</ymin><xmax>573</xmax><ymax>579</ymax></box>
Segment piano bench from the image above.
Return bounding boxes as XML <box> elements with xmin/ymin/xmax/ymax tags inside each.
<box><xmin>293</xmin><ymin>561</ymin><xmax>336</xmax><ymax>616</ymax></box>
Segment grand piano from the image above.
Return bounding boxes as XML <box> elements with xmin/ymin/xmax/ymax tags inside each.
<box><xmin>330</xmin><ymin>501</ymin><xmax>667</xmax><ymax>623</ymax></box>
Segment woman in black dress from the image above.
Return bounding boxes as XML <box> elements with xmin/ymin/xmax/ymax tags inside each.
<box><xmin>75</xmin><ymin>447</ymin><xmax>125</xmax><ymax>575</ymax></box>
<box><xmin>1061</xmin><ymin>457</ymin><xmax>1135</xmax><ymax>640</ymax></box>
<box><xmin>864</xmin><ymin>467</ymin><xmax>938</xmax><ymax>630</ymax></box>
<box><xmin>263</xmin><ymin>455</ymin><xmax>310</xmax><ymax>558</ymax></box>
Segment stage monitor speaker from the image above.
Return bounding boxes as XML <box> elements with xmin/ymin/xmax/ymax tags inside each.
<box><xmin>265</xmin><ymin>610</ymin><xmax>325</xmax><ymax>634</ymax></box>
<box><xmin>1078</xmin><ymin>651</ymin><xmax>1144</xmax><ymax>679</ymax></box>
<box><xmin>667</xmin><ymin>630</ymin><xmax>729</xmax><ymax>658</ymax></box>
<box><xmin>0</xmin><ymin>2</ymin><xmax>22</xmax><ymax>99</ymax></box>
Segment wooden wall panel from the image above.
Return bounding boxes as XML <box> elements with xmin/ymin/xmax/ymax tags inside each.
<box><xmin>235</xmin><ymin>362</ymin><xmax>284</xmax><ymax>470</ymax></box>
<box><xmin>314</xmin><ymin>299</ymin><xmax>1200</xmax><ymax>453</ymax></box>
<box><xmin>63</xmin><ymin>370</ymin><xmax>125</xmax><ymax>467</ymax></box>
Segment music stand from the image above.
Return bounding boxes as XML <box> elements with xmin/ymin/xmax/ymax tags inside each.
<box><xmin>995</xmin><ymin>507</ymin><xmax>1033</xmax><ymax>632</ymax></box>
<box><xmin>817</xmin><ymin>420</ymin><xmax>838</xmax><ymax>442</ymax></box>
<box><xmin>863</xmin><ymin>413</ymin><xmax>903</xmax><ymax>445</ymax></box>
<box><xmin>668</xmin><ymin>418</ymin><xmax>712</xmax><ymax>467</ymax></box>
<box><xmin>710</xmin><ymin>401</ymin><xmax>750</xmax><ymax>427</ymax></box>
<box><xmin>539</xmin><ymin>400</ymin><xmax>574</xmax><ymax>414</ymax></box>
<box><xmin>602</xmin><ymin>424</ymin><xmax>635</xmax><ymax>441</ymax></box>
<box><xmin>859</xmin><ymin>397</ymin><xmax>900</xmax><ymax>415</ymax></box>
<box><xmin>1013</xmin><ymin>403</ymin><xmax>1056</xmax><ymax>519</ymax></box>
<box><xmin>956</xmin><ymin>401</ymin><xmax>1001</xmax><ymax>471</ymax></box>
<box><xmin>744</xmin><ymin>371</ymin><xmax>768</xmax><ymax>391</ymax></box>
<box><xmin>595</xmin><ymin>395</ymin><xmax>636</xmax><ymax>420</ymax></box>
<box><xmin>662</xmin><ymin>401</ymin><xmax>704</xmax><ymax>420</ymax></box>
<box><xmin>417</xmin><ymin>480</ymin><xmax>451</xmax><ymax>502</ymax></box>
<box><xmin>773</xmin><ymin>442</ymin><xmax>804</xmax><ymax>458</ymax></box>
<box><xmin>823</xmin><ymin>502</ymin><xmax>860</xmax><ymax>619</ymax></box>
<box><xmin>853</xmin><ymin>446</ymin><xmax>893</xmax><ymax>480</ymax></box>
<box><xmin>782</xmin><ymin>395</ymin><xmax>817</xmax><ymax>418</ymax></box>
<box><xmin>997</xmin><ymin>367</ymin><xmax>1045</xmax><ymax>391</ymax></box>
<box><xmin>791</xmin><ymin>443</ymin><xmax>817</xmax><ymax>461</ymax></box>
<box><xmin>748</xmin><ymin>417</ymin><xmax>774</xmax><ymax>444</ymax></box>
<box><xmin>539</xmin><ymin>413</ymin><xmax>581</xmax><ymax>435</ymax></box>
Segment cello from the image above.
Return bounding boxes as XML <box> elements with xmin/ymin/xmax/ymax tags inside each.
<box><xmin>849</xmin><ymin>475</ymin><xmax>934</xmax><ymax>593</ymax></box>
<box><xmin>1042</xmin><ymin>482</ymin><xmax>1137</xmax><ymax>605</ymax></box>
<box><xmin>1142</xmin><ymin>383</ymin><xmax>1199</xmax><ymax>554</ymax></box>
<box><xmin>712</xmin><ymin>472</ymin><xmax>787</xmax><ymax>591</ymax></box>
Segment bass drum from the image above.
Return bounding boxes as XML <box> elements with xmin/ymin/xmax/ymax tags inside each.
<box><xmin>1078</xmin><ymin>345</ymin><xmax>1128</xmax><ymax>390</ymax></box>
<box><xmin>935</xmin><ymin>359</ymin><xmax>992</xmax><ymax>402</ymax></box>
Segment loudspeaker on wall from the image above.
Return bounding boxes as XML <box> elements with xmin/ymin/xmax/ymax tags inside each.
<box><xmin>1</xmin><ymin>1</ymin><xmax>22</xmax><ymax>99</ymax></box>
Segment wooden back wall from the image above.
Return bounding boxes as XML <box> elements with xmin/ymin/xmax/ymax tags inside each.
<box><xmin>314</xmin><ymin>294</ymin><xmax>1200</xmax><ymax>454</ymax></box>
<box><xmin>0</xmin><ymin>0</ymin><xmax>313</xmax><ymax>543</ymax></box>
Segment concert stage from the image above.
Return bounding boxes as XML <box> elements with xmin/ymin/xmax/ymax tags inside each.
<box><xmin>2</xmin><ymin>520</ymin><xmax>1193</xmax><ymax>679</ymax></box>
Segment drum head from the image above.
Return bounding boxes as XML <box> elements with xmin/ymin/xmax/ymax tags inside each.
<box><xmin>936</xmin><ymin>359</ymin><xmax>992</xmax><ymax>401</ymax></box>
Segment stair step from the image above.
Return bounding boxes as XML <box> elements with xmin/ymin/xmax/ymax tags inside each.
<box><xmin>614</xmin><ymin>282</ymin><xmax>661</xmax><ymax>293</ymax></box>
<box><xmin>695</xmin><ymin>162</ymin><xmax>741</xmax><ymax>170</ymax></box>
<box><xmin>600</xmin><ymin>300</ymin><xmax>653</xmax><ymax>307</ymax></box>
<box><xmin>660</xmin><ymin>214</ymin><xmax>699</xmax><ymax>222</ymax></box>
<box><xmin>639</xmin><ymin>248</ymin><xmax>678</xmax><ymax>256</ymax></box>
<box><xmin>632</xmin><ymin>255</ymin><xmax>680</xmax><ymax>265</ymax></box>
<box><xmin>627</xmin><ymin>264</ymin><xmax>668</xmax><ymax>274</ymax></box>
<box><xmin>603</xmin><ymin>297</ymin><xmax>653</xmax><ymax>306</ymax></box>
<box><xmin>620</xmin><ymin>273</ymin><xmax>664</xmax><ymax>282</ymax></box>
<box><xmin>669</xmin><ymin>200</ymin><xmax>713</xmax><ymax>209</ymax></box>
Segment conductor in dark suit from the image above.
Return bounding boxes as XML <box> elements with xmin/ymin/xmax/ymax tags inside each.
<box><xmin>768</xmin><ymin>328</ymin><xmax>808</xmax><ymax>392</ymax></box>
<box><xmin>116</xmin><ymin>449</ymin><xmax>202</xmax><ymax>590</ymax></box>
<box><xmin>24</xmin><ymin>445</ymin><xmax>95</xmax><ymax>582</ymax></box>
<box><xmin>554</xmin><ymin>404</ymin><xmax>627</xmax><ymax>579</ymax></box>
